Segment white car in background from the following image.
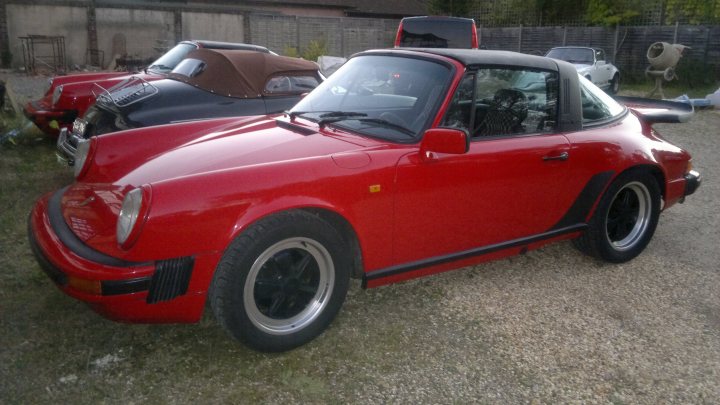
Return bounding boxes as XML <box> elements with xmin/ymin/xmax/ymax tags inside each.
<box><xmin>546</xmin><ymin>46</ymin><xmax>620</xmax><ymax>94</ymax></box>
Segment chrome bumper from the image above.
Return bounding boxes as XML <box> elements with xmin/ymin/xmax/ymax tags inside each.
<box><xmin>56</xmin><ymin>127</ymin><xmax>80</xmax><ymax>166</ymax></box>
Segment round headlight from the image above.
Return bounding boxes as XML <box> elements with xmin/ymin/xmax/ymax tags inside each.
<box><xmin>44</xmin><ymin>78</ymin><xmax>54</xmax><ymax>96</ymax></box>
<box><xmin>72</xmin><ymin>119</ymin><xmax>88</xmax><ymax>137</ymax></box>
<box><xmin>52</xmin><ymin>85</ymin><xmax>63</xmax><ymax>106</ymax></box>
<box><xmin>73</xmin><ymin>139</ymin><xmax>91</xmax><ymax>178</ymax></box>
<box><xmin>117</xmin><ymin>188</ymin><xmax>143</xmax><ymax>245</ymax></box>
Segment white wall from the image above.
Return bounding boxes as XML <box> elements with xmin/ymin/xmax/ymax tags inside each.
<box><xmin>182</xmin><ymin>12</ymin><xmax>244</xmax><ymax>43</ymax></box>
<box><xmin>96</xmin><ymin>8</ymin><xmax>175</xmax><ymax>65</ymax></box>
<box><xmin>6</xmin><ymin>4</ymin><xmax>88</xmax><ymax>68</ymax></box>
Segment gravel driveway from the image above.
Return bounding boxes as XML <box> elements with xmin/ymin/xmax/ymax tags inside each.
<box><xmin>1</xmin><ymin>73</ymin><xmax>718</xmax><ymax>403</ymax></box>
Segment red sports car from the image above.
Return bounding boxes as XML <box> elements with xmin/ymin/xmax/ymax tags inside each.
<box><xmin>29</xmin><ymin>49</ymin><xmax>701</xmax><ymax>352</ymax></box>
<box><xmin>23</xmin><ymin>40</ymin><xmax>271</xmax><ymax>137</ymax></box>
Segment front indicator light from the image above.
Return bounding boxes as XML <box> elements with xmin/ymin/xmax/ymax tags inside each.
<box><xmin>68</xmin><ymin>276</ymin><xmax>102</xmax><ymax>295</ymax></box>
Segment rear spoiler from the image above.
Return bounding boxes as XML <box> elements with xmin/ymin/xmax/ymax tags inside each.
<box><xmin>614</xmin><ymin>96</ymin><xmax>693</xmax><ymax>124</ymax></box>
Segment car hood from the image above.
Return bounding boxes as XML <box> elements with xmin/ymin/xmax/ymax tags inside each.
<box><xmin>573</xmin><ymin>64</ymin><xmax>592</xmax><ymax>73</ymax></box>
<box><xmin>51</xmin><ymin>71</ymin><xmax>132</xmax><ymax>87</ymax></box>
<box><xmin>59</xmin><ymin>72</ymin><xmax>164</xmax><ymax>97</ymax></box>
<box><xmin>117</xmin><ymin>117</ymin><xmax>376</xmax><ymax>186</ymax></box>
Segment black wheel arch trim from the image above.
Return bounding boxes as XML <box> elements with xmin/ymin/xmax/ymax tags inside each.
<box><xmin>550</xmin><ymin>170</ymin><xmax>615</xmax><ymax>230</ymax></box>
<box><xmin>47</xmin><ymin>187</ymin><xmax>149</xmax><ymax>268</ymax></box>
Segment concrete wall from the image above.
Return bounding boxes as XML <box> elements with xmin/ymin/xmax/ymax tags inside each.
<box><xmin>6</xmin><ymin>4</ymin><xmax>88</xmax><ymax>68</ymax></box>
<box><xmin>96</xmin><ymin>8</ymin><xmax>175</xmax><ymax>65</ymax></box>
<box><xmin>182</xmin><ymin>12</ymin><xmax>244</xmax><ymax>44</ymax></box>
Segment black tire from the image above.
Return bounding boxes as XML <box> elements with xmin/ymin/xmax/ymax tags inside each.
<box><xmin>573</xmin><ymin>170</ymin><xmax>661</xmax><ymax>263</ymax></box>
<box><xmin>609</xmin><ymin>73</ymin><xmax>620</xmax><ymax>95</ymax></box>
<box><xmin>209</xmin><ymin>210</ymin><xmax>350</xmax><ymax>352</ymax></box>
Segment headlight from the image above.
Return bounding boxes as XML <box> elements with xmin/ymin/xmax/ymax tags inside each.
<box><xmin>73</xmin><ymin>138</ymin><xmax>94</xmax><ymax>178</ymax></box>
<box><xmin>44</xmin><ymin>78</ymin><xmax>54</xmax><ymax>96</ymax></box>
<box><xmin>72</xmin><ymin>119</ymin><xmax>88</xmax><ymax>137</ymax></box>
<box><xmin>117</xmin><ymin>188</ymin><xmax>144</xmax><ymax>246</ymax></box>
<box><xmin>52</xmin><ymin>85</ymin><xmax>63</xmax><ymax>106</ymax></box>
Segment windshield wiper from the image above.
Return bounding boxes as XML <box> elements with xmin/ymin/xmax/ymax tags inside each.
<box><xmin>288</xmin><ymin>110</ymin><xmax>367</xmax><ymax>121</ymax></box>
<box><xmin>318</xmin><ymin>116</ymin><xmax>415</xmax><ymax>137</ymax></box>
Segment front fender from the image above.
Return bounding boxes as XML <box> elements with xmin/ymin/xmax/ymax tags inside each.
<box><xmin>83</xmin><ymin>116</ymin><xmax>261</xmax><ymax>183</ymax></box>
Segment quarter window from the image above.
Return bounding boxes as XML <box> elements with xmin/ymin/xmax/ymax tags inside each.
<box><xmin>441</xmin><ymin>68</ymin><xmax>558</xmax><ymax>137</ymax></box>
<box><xmin>579</xmin><ymin>75</ymin><xmax>625</xmax><ymax>124</ymax></box>
<box><xmin>264</xmin><ymin>75</ymin><xmax>320</xmax><ymax>94</ymax></box>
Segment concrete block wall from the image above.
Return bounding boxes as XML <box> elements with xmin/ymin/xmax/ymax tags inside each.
<box><xmin>6</xmin><ymin>4</ymin><xmax>88</xmax><ymax>68</ymax></box>
<box><xmin>182</xmin><ymin>12</ymin><xmax>245</xmax><ymax>45</ymax></box>
<box><xmin>96</xmin><ymin>8</ymin><xmax>175</xmax><ymax>64</ymax></box>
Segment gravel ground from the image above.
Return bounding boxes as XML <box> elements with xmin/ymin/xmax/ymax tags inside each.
<box><xmin>1</xmin><ymin>73</ymin><xmax>718</xmax><ymax>403</ymax></box>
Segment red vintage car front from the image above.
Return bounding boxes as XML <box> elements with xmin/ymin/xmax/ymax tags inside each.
<box><xmin>29</xmin><ymin>49</ymin><xmax>701</xmax><ymax>352</ymax></box>
<box><xmin>23</xmin><ymin>41</ymin><xmax>271</xmax><ymax>137</ymax></box>
<box><xmin>23</xmin><ymin>71</ymin><xmax>134</xmax><ymax>136</ymax></box>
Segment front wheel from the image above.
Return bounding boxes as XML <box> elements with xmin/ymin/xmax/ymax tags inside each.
<box><xmin>609</xmin><ymin>73</ymin><xmax>620</xmax><ymax>94</ymax></box>
<box><xmin>573</xmin><ymin>171</ymin><xmax>661</xmax><ymax>263</ymax></box>
<box><xmin>210</xmin><ymin>211</ymin><xmax>350</xmax><ymax>352</ymax></box>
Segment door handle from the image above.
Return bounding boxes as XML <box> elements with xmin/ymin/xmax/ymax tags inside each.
<box><xmin>542</xmin><ymin>151</ymin><xmax>569</xmax><ymax>161</ymax></box>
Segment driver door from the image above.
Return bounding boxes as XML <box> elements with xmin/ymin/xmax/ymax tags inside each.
<box><xmin>392</xmin><ymin>68</ymin><xmax>580</xmax><ymax>265</ymax></box>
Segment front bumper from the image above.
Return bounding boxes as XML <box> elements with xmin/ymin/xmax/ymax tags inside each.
<box><xmin>684</xmin><ymin>170</ymin><xmax>701</xmax><ymax>197</ymax></box>
<box><xmin>23</xmin><ymin>100</ymin><xmax>77</xmax><ymax>137</ymax></box>
<box><xmin>56</xmin><ymin>128</ymin><xmax>82</xmax><ymax>165</ymax></box>
<box><xmin>28</xmin><ymin>189</ymin><xmax>214</xmax><ymax>323</ymax></box>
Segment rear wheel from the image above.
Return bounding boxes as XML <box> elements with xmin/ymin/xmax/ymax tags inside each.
<box><xmin>573</xmin><ymin>171</ymin><xmax>660</xmax><ymax>263</ymax></box>
<box><xmin>210</xmin><ymin>211</ymin><xmax>350</xmax><ymax>352</ymax></box>
<box><xmin>609</xmin><ymin>73</ymin><xmax>620</xmax><ymax>94</ymax></box>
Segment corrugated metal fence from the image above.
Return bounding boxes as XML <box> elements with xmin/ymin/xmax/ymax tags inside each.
<box><xmin>247</xmin><ymin>15</ymin><xmax>719</xmax><ymax>78</ymax></box>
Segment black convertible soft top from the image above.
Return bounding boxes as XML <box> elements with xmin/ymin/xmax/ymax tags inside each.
<box><xmin>358</xmin><ymin>48</ymin><xmax>561</xmax><ymax>71</ymax></box>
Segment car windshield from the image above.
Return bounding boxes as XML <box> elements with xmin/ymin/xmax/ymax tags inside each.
<box><xmin>289</xmin><ymin>55</ymin><xmax>452</xmax><ymax>141</ymax></box>
<box><xmin>147</xmin><ymin>43</ymin><xmax>197</xmax><ymax>73</ymax></box>
<box><xmin>546</xmin><ymin>48</ymin><xmax>594</xmax><ymax>64</ymax></box>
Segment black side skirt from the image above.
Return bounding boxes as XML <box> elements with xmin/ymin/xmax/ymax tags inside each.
<box><xmin>362</xmin><ymin>224</ymin><xmax>587</xmax><ymax>287</ymax></box>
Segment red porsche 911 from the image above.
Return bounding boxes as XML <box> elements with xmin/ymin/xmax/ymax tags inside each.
<box><xmin>29</xmin><ymin>48</ymin><xmax>701</xmax><ymax>352</ymax></box>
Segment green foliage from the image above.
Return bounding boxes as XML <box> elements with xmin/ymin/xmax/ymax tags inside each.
<box><xmin>283</xmin><ymin>40</ymin><xmax>327</xmax><ymax>62</ymax></box>
<box><xmin>428</xmin><ymin>0</ymin><xmax>475</xmax><ymax>17</ymax></box>
<box><xmin>302</xmin><ymin>39</ymin><xmax>328</xmax><ymax>62</ymax></box>
<box><xmin>586</xmin><ymin>0</ymin><xmax>643</xmax><ymax>25</ymax></box>
<box><xmin>283</xmin><ymin>46</ymin><xmax>299</xmax><ymax>58</ymax></box>
<box><xmin>674</xmin><ymin>59</ymin><xmax>720</xmax><ymax>88</ymax></box>
<box><xmin>664</xmin><ymin>0</ymin><xmax>720</xmax><ymax>24</ymax></box>
<box><xmin>537</xmin><ymin>0</ymin><xmax>589</xmax><ymax>25</ymax></box>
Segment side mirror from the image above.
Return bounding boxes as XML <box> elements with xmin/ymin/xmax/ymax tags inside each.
<box><xmin>419</xmin><ymin>128</ymin><xmax>469</xmax><ymax>159</ymax></box>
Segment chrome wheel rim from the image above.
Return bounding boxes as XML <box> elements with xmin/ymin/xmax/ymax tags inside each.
<box><xmin>244</xmin><ymin>237</ymin><xmax>334</xmax><ymax>335</ymax></box>
<box><xmin>605</xmin><ymin>182</ymin><xmax>651</xmax><ymax>251</ymax></box>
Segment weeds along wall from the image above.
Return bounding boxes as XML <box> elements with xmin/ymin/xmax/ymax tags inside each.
<box><xmin>1</xmin><ymin>2</ymin><xmax>718</xmax><ymax>81</ymax></box>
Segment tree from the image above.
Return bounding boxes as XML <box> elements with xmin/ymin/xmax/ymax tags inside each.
<box><xmin>664</xmin><ymin>0</ymin><xmax>720</xmax><ymax>24</ymax></box>
<box><xmin>586</xmin><ymin>0</ymin><xmax>645</xmax><ymax>25</ymax></box>
<box><xmin>427</xmin><ymin>0</ymin><xmax>475</xmax><ymax>17</ymax></box>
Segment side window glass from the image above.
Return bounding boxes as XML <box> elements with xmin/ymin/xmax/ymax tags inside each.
<box><xmin>470</xmin><ymin>68</ymin><xmax>558</xmax><ymax>137</ymax></box>
<box><xmin>578</xmin><ymin>75</ymin><xmax>625</xmax><ymax>125</ymax></box>
<box><xmin>264</xmin><ymin>75</ymin><xmax>320</xmax><ymax>94</ymax></box>
<box><xmin>596</xmin><ymin>49</ymin><xmax>605</xmax><ymax>62</ymax></box>
<box><xmin>440</xmin><ymin>74</ymin><xmax>474</xmax><ymax>131</ymax></box>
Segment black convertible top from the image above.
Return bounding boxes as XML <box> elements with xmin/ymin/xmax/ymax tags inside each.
<box><xmin>358</xmin><ymin>48</ymin><xmax>562</xmax><ymax>71</ymax></box>
<box><xmin>191</xmin><ymin>40</ymin><xmax>271</xmax><ymax>54</ymax></box>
